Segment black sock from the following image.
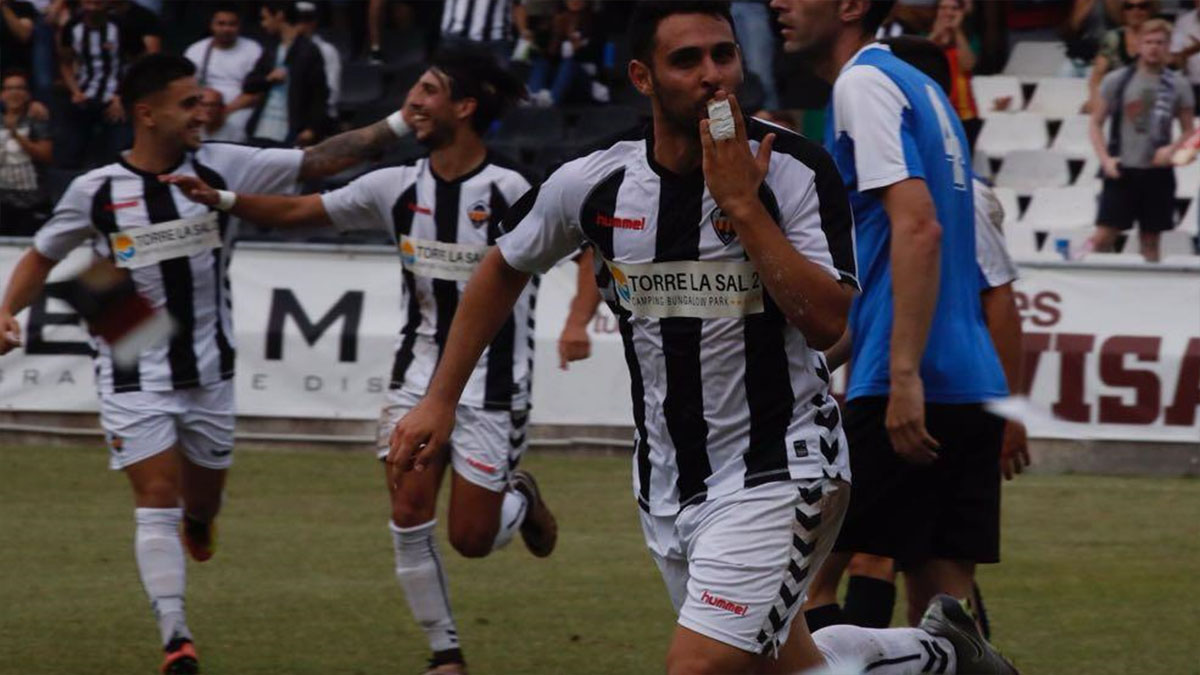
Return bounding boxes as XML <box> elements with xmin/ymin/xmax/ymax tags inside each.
<box><xmin>431</xmin><ymin>648</ymin><xmax>465</xmax><ymax>667</ymax></box>
<box><xmin>843</xmin><ymin>575</ymin><xmax>896</xmax><ymax>628</ymax></box>
<box><xmin>972</xmin><ymin>581</ymin><xmax>991</xmax><ymax>640</ymax></box>
<box><xmin>803</xmin><ymin>603</ymin><xmax>845</xmax><ymax>632</ymax></box>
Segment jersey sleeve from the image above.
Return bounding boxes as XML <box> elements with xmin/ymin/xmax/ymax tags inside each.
<box><xmin>321</xmin><ymin>166</ymin><xmax>413</xmax><ymax>233</ymax></box>
<box><xmin>496</xmin><ymin>162</ymin><xmax>586</xmax><ymax>274</ymax></box>
<box><xmin>1177</xmin><ymin>73</ymin><xmax>1196</xmax><ymax>113</ymax></box>
<box><xmin>33</xmin><ymin>176</ymin><xmax>98</xmax><ymax>261</ymax></box>
<box><xmin>832</xmin><ymin>64</ymin><xmax>922</xmax><ymax>192</ymax></box>
<box><xmin>973</xmin><ymin>181</ymin><xmax>1018</xmax><ymax>288</ymax></box>
<box><xmin>198</xmin><ymin>143</ymin><xmax>304</xmax><ymax>195</ymax></box>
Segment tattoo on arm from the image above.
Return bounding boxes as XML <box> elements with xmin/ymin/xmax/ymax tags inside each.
<box><xmin>298</xmin><ymin>120</ymin><xmax>394</xmax><ymax>181</ymax></box>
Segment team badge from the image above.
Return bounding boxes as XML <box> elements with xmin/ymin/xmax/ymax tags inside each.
<box><xmin>467</xmin><ymin>200</ymin><xmax>490</xmax><ymax>228</ymax></box>
<box><xmin>108</xmin><ymin>434</ymin><xmax>124</xmax><ymax>452</ymax></box>
<box><xmin>709</xmin><ymin>208</ymin><xmax>736</xmax><ymax>245</ymax></box>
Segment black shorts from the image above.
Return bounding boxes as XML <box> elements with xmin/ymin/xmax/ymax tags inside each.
<box><xmin>1097</xmin><ymin>167</ymin><xmax>1177</xmax><ymax>233</ymax></box>
<box><xmin>834</xmin><ymin>397</ymin><xmax>1003</xmax><ymax>566</ymax></box>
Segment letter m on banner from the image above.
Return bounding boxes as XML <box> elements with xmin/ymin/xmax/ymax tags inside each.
<box><xmin>265</xmin><ymin>289</ymin><xmax>364</xmax><ymax>362</ymax></box>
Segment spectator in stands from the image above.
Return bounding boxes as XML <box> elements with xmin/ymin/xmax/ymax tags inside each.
<box><xmin>1065</xmin><ymin>0</ymin><xmax>1118</xmax><ymax>75</ymax></box>
<box><xmin>108</xmin><ymin>0</ymin><xmax>160</xmax><ymax>59</ymax></box>
<box><xmin>1</xmin><ymin>0</ymin><xmax>37</xmax><ymax>76</ymax></box>
<box><xmin>1089</xmin><ymin>0</ymin><xmax>1158</xmax><ymax>108</ymax></box>
<box><xmin>184</xmin><ymin>3</ymin><xmax>262</xmax><ymax>144</ymax></box>
<box><xmin>439</xmin><ymin>0</ymin><xmax>518</xmax><ymax>66</ymax></box>
<box><xmin>1089</xmin><ymin>18</ymin><xmax>1195</xmax><ymax>261</ymax></box>
<box><xmin>0</xmin><ymin>70</ymin><xmax>51</xmax><ymax>236</ymax></box>
<box><xmin>1171</xmin><ymin>0</ymin><xmax>1200</xmax><ymax>112</ymax></box>
<box><xmin>197</xmin><ymin>87</ymin><xmax>229</xmax><ymax>142</ymax></box>
<box><xmin>57</xmin><ymin>0</ymin><xmax>130</xmax><ymax>169</ymax></box>
<box><xmin>929</xmin><ymin>0</ymin><xmax>982</xmax><ymax>148</ymax></box>
<box><xmin>731</xmin><ymin>0</ymin><xmax>781</xmax><ymax>111</ymax></box>
<box><xmin>295</xmin><ymin>1</ymin><xmax>341</xmax><ymax>128</ymax></box>
<box><xmin>526</xmin><ymin>0</ymin><xmax>607</xmax><ymax>106</ymax></box>
<box><xmin>29</xmin><ymin>0</ymin><xmax>68</xmax><ymax>102</ymax></box>
<box><xmin>243</xmin><ymin>1</ymin><xmax>329</xmax><ymax>147</ymax></box>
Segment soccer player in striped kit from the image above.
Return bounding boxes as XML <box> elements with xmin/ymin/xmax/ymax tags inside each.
<box><xmin>163</xmin><ymin>46</ymin><xmax>558</xmax><ymax>675</ymax></box>
<box><xmin>387</xmin><ymin>3</ymin><xmax>1013</xmax><ymax>673</ymax></box>
<box><xmin>0</xmin><ymin>53</ymin><xmax>413</xmax><ymax>674</ymax></box>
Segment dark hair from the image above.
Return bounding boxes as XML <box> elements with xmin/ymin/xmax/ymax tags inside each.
<box><xmin>261</xmin><ymin>1</ymin><xmax>298</xmax><ymax>24</ymax></box>
<box><xmin>628</xmin><ymin>1</ymin><xmax>735</xmax><ymax>64</ymax></box>
<box><xmin>210</xmin><ymin>2</ymin><xmax>240</xmax><ymax>19</ymax></box>
<box><xmin>430</xmin><ymin>44</ymin><xmax>527</xmax><ymax>134</ymax></box>
<box><xmin>862</xmin><ymin>0</ymin><xmax>897</xmax><ymax>36</ymax></box>
<box><xmin>1</xmin><ymin>68</ymin><xmax>30</xmax><ymax>84</ymax></box>
<box><xmin>880</xmin><ymin>36</ymin><xmax>951</xmax><ymax>95</ymax></box>
<box><xmin>119</xmin><ymin>53</ymin><xmax>196</xmax><ymax>110</ymax></box>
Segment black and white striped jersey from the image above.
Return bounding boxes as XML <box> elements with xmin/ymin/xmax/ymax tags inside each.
<box><xmin>440</xmin><ymin>0</ymin><xmax>514</xmax><ymax>42</ymax></box>
<box><xmin>60</xmin><ymin>17</ymin><xmax>123</xmax><ymax>103</ymax></box>
<box><xmin>321</xmin><ymin>155</ymin><xmax>535</xmax><ymax>411</ymax></box>
<box><xmin>33</xmin><ymin>143</ymin><xmax>303</xmax><ymax>394</ymax></box>
<box><xmin>498</xmin><ymin>119</ymin><xmax>858</xmax><ymax>515</ymax></box>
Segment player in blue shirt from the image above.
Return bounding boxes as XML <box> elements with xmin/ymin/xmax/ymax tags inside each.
<box><xmin>771</xmin><ymin>1</ymin><xmax>1015</xmax><ymax>670</ymax></box>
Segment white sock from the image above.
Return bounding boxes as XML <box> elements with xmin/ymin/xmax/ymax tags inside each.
<box><xmin>390</xmin><ymin>520</ymin><xmax>459</xmax><ymax>652</ymax></box>
<box><xmin>134</xmin><ymin>507</ymin><xmax>190</xmax><ymax>646</ymax></box>
<box><xmin>813</xmin><ymin>625</ymin><xmax>957</xmax><ymax>674</ymax></box>
<box><xmin>491</xmin><ymin>488</ymin><xmax>528</xmax><ymax>551</ymax></box>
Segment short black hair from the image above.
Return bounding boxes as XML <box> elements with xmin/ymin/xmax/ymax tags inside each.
<box><xmin>210</xmin><ymin>2</ymin><xmax>240</xmax><ymax>18</ymax></box>
<box><xmin>119</xmin><ymin>53</ymin><xmax>196</xmax><ymax>110</ymax></box>
<box><xmin>1</xmin><ymin>68</ymin><xmax>30</xmax><ymax>84</ymax></box>
<box><xmin>261</xmin><ymin>1</ymin><xmax>298</xmax><ymax>24</ymax></box>
<box><xmin>430</xmin><ymin>44</ymin><xmax>527</xmax><ymax>134</ymax></box>
<box><xmin>628</xmin><ymin>1</ymin><xmax>735</xmax><ymax>65</ymax></box>
<box><xmin>862</xmin><ymin>0</ymin><xmax>897</xmax><ymax>36</ymax></box>
<box><xmin>880</xmin><ymin>36</ymin><xmax>951</xmax><ymax>95</ymax></box>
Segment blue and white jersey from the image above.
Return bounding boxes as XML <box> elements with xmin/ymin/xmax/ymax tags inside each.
<box><xmin>825</xmin><ymin>44</ymin><xmax>1007</xmax><ymax>404</ymax></box>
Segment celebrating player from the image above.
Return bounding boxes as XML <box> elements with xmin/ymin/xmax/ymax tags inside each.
<box><xmin>163</xmin><ymin>45</ymin><xmax>555</xmax><ymax>675</ymax></box>
<box><xmin>386</xmin><ymin>3</ymin><xmax>1010</xmax><ymax>673</ymax></box>
<box><xmin>0</xmin><ymin>53</ymin><xmax>410</xmax><ymax>674</ymax></box>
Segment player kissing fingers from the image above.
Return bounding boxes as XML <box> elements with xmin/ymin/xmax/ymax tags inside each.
<box><xmin>699</xmin><ymin>91</ymin><xmax>775</xmax><ymax>217</ymax></box>
<box><xmin>158</xmin><ymin>174</ymin><xmax>219</xmax><ymax>206</ymax></box>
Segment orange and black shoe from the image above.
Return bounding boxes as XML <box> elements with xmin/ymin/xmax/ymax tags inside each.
<box><xmin>181</xmin><ymin>515</ymin><xmax>216</xmax><ymax>562</ymax></box>
<box><xmin>161</xmin><ymin>636</ymin><xmax>199</xmax><ymax>674</ymax></box>
<box><xmin>510</xmin><ymin>470</ymin><xmax>557</xmax><ymax>558</ymax></box>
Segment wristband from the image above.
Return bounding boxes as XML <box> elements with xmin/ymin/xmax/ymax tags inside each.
<box><xmin>214</xmin><ymin>190</ymin><xmax>237</xmax><ymax>211</ymax></box>
<box><xmin>386</xmin><ymin>111</ymin><xmax>411</xmax><ymax>138</ymax></box>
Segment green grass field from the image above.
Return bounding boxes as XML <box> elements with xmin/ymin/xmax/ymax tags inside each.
<box><xmin>1</xmin><ymin>444</ymin><xmax>1197</xmax><ymax>674</ymax></box>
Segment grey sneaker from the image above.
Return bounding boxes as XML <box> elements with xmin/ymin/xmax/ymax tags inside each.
<box><xmin>510</xmin><ymin>470</ymin><xmax>557</xmax><ymax>557</ymax></box>
<box><xmin>919</xmin><ymin>594</ymin><xmax>1019</xmax><ymax>674</ymax></box>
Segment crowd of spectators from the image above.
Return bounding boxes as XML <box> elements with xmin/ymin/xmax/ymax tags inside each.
<box><xmin>0</xmin><ymin>0</ymin><xmax>1197</xmax><ymax>257</ymax></box>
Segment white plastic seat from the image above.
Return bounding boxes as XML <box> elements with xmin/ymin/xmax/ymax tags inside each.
<box><xmin>1003</xmin><ymin>42</ymin><xmax>1070</xmax><ymax>81</ymax></box>
<box><xmin>1039</xmin><ymin>225</ymin><xmax>1096</xmax><ymax>257</ymax></box>
<box><xmin>971</xmin><ymin>75</ymin><xmax>1024</xmax><ymax>118</ymax></box>
<box><xmin>1074</xmin><ymin>156</ymin><xmax>1104</xmax><ymax>191</ymax></box>
<box><xmin>1180</xmin><ymin>197</ymin><xmax>1199</xmax><ymax>236</ymax></box>
<box><xmin>1161</xmin><ymin>230</ymin><xmax>1198</xmax><ymax>257</ymax></box>
<box><xmin>1175</xmin><ymin>160</ymin><xmax>1200</xmax><ymax>200</ymax></box>
<box><xmin>1022</xmin><ymin>187</ymin><xmax>1099</xmax><ymax>230</ymax></box>
<box><xmin>1049</xmin><ymin>115</ymin><xmax>1097</xmax><ymax>158</ymax></box>
<box><xmin>1025</xmin><ymin>78</ymin><xmax>1089</xmax><ymax>118</ymax></box>
<box><xmin>1162</xmin><ymin>254</ymin><xmax>1200</xmax><ymax>266</ymax></box>
<box><xmin>975</xmin><ymin>113</ymin><xmax>1049</xmax><ymax>158</ymax></box>
<box><xmin>1080</xmin><ymin>251</ymin><xmax>1146</xmax><ymax>262</ymax></box>
<box><xmin>993</xmin><ymin>150</ymin><xmax>1070</xmax><ymax>195</ymax></box>
<box><xmin>991</xmin><ymin>186</ymin><xmax>1021</xmax><ymax>228</ymax></box>
<box><xmin>1003</xmin><ymin>220</ymin><xmax>1040</xmax><ymax>256</ymax></box>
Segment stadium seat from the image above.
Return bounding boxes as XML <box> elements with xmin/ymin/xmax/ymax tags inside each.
<box><xmin>991</xmin><ymin>186</ymin><xmax>1021</xmax><ymax>227</ymax></box>
<box><xmin>1162</xmin><ymin>254</ymin><xmax>1200</xmax><ymax>266</ymax></box>
<box><xmin>975</xmin><ymin>113</ymin><xmax>1049</xmax><ymax>157</ymax></box>
<box><xmin>971</xmin><ymin>75</ymin><xmax>1023</xmax><ymax>118</ymax></box>
<box><xmin>1040</xmin><ymin>225</ymin><xmax>1095</xmax><ymax>257</ymax></box>
<box><xmin>1180</xmin><ymin>197</ymin><xmax>1199</xmax><ymax>236</ymax></box>
<box><xmin>1080</xmin><ymin>250</ymin><xmax>1145</xmax><ymax>262</ymax></box>
<box><xmin>1073</xmin><ymin>156</ymin><xmax>1103</xmax><ymax>191</ymax></box>
<box><xmin>994</xmin><ymin>150</ymin><xmax>1070</xmax><ymax>194</ymax></box>
<box><xmin>1022</xmin><ymin>187</ymin><xmax>1099</xmax><ymax>230</ymax></box>
<box><xmin>1003</xmin><ymin>219</ymin><xmax>1040</xmax><ymax>257</ymax></box>
<box><xmin>1161</xmin><ymin>230</ymin><xmax>1198</xmax><ymax>257</ymax></box>
<box><xmin>1049</xmin><ymin>115</ymin><xmax>1098</xmax><ymax>158</ymax></box>
<box><xmin>1003</xmin><ymin>41</ymin><xmax>1070</xmax><ymax>81</ymax></box>
<box><xmin>1024</xmin><ymin>78</ymin><xmax>1089</xmax><ymax>119</ymax></box>
<box><xmin>1175</xmin><ymin>160</ymin><xmax>1200</xmax><ymax>200</ymax></box>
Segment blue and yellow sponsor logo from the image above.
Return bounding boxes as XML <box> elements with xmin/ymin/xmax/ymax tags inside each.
<box><xmin>609</xmin><ymin>263</ymin><xmax>631</xmax><ymax>303</ymax></box>
<box><xmin>112</xmin><ymin>233</ymin><xmax>136</xmax><ymax>263</ymax></box>
<box><xmin>399</xmin><ymin>238</ymin><xmax>417</xmax><ymax>267</ymax></box>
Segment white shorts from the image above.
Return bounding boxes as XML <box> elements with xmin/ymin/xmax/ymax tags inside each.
<box><xmin>375</xmin><ymin>388</ymin><xmax>528</xmax><ymax>492</ymax></box>
<box><xmin>100</xmin><ymin>380</ymin><xmax>236</xmax><ymax>471</ymax></box>
<box><xmin>639</xmin><ymin>478</ymin><xmax>850</xmax><ymax>656</ymax></box>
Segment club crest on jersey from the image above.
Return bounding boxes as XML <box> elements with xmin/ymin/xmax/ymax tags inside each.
<box><xmin>399</xmin><ymin>238</ymin><xmax>417</xmax><ymax>267</ymax></box>
<box><xmin>467</xmin><ymin>200</ymin><xmax>490</xmax><ymax>228</ymax></box>
<box><xmin>710</xmin><ymin>208</ymin><xmax>736</xmax><ymax>245</ymax></box>
<box><xmin>108</xmin><ymin>434</ymin><xmax>124</xmax><ymax>452</ymax></box>
<box><xmin>608</xmin><ymin>263</ymin><xmax>632</xmax><ymax>302</ymax></box>
<box><xmin>112</xmin><ymin>233</ymin><xmax>136</xmax><ymax>263</ymax></box>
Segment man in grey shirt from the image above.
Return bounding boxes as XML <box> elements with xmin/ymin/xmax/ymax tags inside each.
<box><xmin>1090</xmin><ymin>18</ymin><xmax>1196</xmax><ymax>261</ymax></box>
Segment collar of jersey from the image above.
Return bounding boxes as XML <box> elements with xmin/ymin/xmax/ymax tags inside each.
<box><xmin>118</xmin><ymin>151</ymin><xmax>188</xmax><ymax>178</ymax></box>
<box><xmin>427</xmin><ymin>151</ymin><xmax>492</xmax><ymax>186</ymax></box>
<box><xmin>642</xmin><ymin>129</ymin><xmax>705</xmax><ymax>186</ymax></box>
<box><xmin>840</xmin><ymin>41</ymin><xmax>892</xmax><ymax>77</ymax></box>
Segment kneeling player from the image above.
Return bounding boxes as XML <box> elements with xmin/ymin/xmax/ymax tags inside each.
<box><xmin>166</xmin><ymin>46</ymin><xmax>556</xmax><ymax>675</ymax></box>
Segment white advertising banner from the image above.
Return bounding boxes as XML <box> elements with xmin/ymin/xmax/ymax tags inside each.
<box><xmin>0</xmin><ymin>243</ymin><xmax>1197</xmax><ymax>443</ymax></box>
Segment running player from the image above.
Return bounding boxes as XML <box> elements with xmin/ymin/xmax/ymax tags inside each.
<box><xmin>772</xmin><ymin>0</ymin><xmax>1015</xmax><ymax>650</ymax></box>
<box><xmin>163</xmin><ymin>45</ymin><xmax>556</xmax><ymax>675</ymax></box>
<box><xmin>386</xmin><ymin>3</ymin><xmax>1012</xmax><ymax>673</ymax></box>
<box><xmin>0</xmin><ymin>53</ymin><xmax>410</xmax><ymax>674</ymax></box>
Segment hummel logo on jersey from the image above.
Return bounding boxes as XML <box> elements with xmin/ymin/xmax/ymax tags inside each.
<box><xmin>709</xmin><ymin>208</ymin><xmax>736</xmax><ymax>245</ymax></box>
<box><xmin>467</xmin><ymin>200</ymin><xmax>490</xmax><ymax>228</ymax></box>
<box><xmin>104</xmin><ymin>199</ymin><xmax>140</xmax><ymax>211</ymax></box>
<box><xmin>406</xmin><ymin>202</ymin><xmax>433</xmax><ymax>215</ymax></box>
<box><xmin>595</xmin><ymin>212</ymin><xmax>646</xmax><ymax>230</ymax></box>
<box><xmin>700</xmin><ymin>590</ymin><xmax>749</xmax><ymax>616</ymax></box>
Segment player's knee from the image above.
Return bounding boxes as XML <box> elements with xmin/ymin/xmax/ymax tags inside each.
<box><xmin>448</xmin><ymin>524</ymin><xmax>496</xmax><ymax>558</ymax></box>
<box><xmin>847</xmin><ymin>553</ymin><xmax>894</xmax><ymax>581</ymax></box>
<box><xmin>133</xmin><ymin>476</ymin><xmax>180</xmax><ymax>507</ymax></box>
<box><xmin>390</xmin><ymin>492</ymin><xmax>436</xmax><ymax>528</ymax></box>
<box><xmin>665</xmin><ymin>650</ymin><xmax>735</xmax><ymax>675</ymax></box>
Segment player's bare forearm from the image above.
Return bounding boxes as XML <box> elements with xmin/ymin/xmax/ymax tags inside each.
<box><xmin>425</xmin><ymin>249</ymin><xmax>531</xmax><ymax>406</ymax></box>
<box><xmin>981</xmin><ymin>282</ymin><xmax>1023</xmax><ymax>394</ymax></box>
<box><xmin>298</xmin><ymin>119</ymin><xmax>394</xmax><ymax>181</ymax></box>
<box><xmin>566</xmin><ymin>247</ymin><xmax>601</xmax><ymax>328</ymax></box>
<box><xmin>731</xmin><ymin>200</ymin><xmax>854</xmax><ymax>350</ymax></box>
<box><xmin>232</xmin><ymin>193</ymin><xmax>331</xmax><ymax>229</ymax></box>
<box><xmin>824</xmin><ymin>328</ymin><xmax>852</xmax><ymax>373</ymax></box>
<box><xmin>882</xmin><ymin>179</ymin><xmax>940</xmax><ymax>378</ymax></box>
<box><xmin>0</xmin><ymin>248</ymin><xmax>56</xmax><ymax>316</ymax></box>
